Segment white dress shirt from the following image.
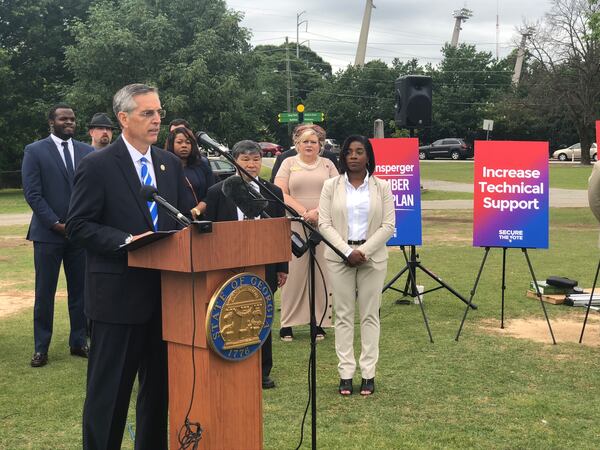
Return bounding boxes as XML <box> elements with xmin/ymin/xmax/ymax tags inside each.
<box><xmin>345</xmin><ymin>172</ymin><xmax>370</xmax><ymax>241</ymax></box>
<box><xmin>236</xmin><ymin>179</ymin><xmax>261</xmax><ymax>220</ymax></box>
<box><xmin>50</xmin><ymin>134</ymin><xmax>75</xmax><ymax>171</ymax></box>
<box><xmin>122</xmin><ymin>135</ymin><xmax>157</xmax><ymax>188</ymax></box>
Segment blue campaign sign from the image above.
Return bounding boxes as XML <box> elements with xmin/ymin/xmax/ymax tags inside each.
<box><xmin>371</xmin><ymin>138</ymin><xmax>422</xmax><ymax>246</ymax></box>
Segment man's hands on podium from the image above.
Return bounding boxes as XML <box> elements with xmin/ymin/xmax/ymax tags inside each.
<box><xmin>346</xmin><ymin>249</ymin><xmax>367</xmax><ymax>267</ymax></box>
<box><xmin>132</xmin><ymin>230</ymin><xmax>154</xmax><ymax>241</ymax></box>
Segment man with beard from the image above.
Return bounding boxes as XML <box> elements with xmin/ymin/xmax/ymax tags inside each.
<box><xmin>66</xmin><ymin>83</ymin><xmax>188</xmax><ymax>449</ymax></box>
<box><xmin>21</xmin><ymin>103</ymin><xmax>94</xmax><ymax>367</ymax></box>
<box><xmin>88</xmin><ymin>113</ymin><xmax>117</xmax><ymax>149</ymax></box>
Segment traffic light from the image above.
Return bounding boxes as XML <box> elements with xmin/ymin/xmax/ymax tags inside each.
<box><xmin>296</xmin><ymin>104</ymin><xmax>305</xmax><ymax>123</ymax></box>
<box><xmin>394</xmin><ymin>75</ymin><xmax>432</xmax><ymax>128</ymax></box>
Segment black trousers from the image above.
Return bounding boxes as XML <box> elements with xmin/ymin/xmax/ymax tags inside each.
<box><xmin>83</xmin><ymin>308</ymin><xmax>168</xmax><ymax>450</ymax></box>
<box><xmin>33</xmin><ymin>240</ymin><xmax>86</xmax><ymax>353</ymax></box>
<box><xmin>261</xmin><ymin>283</ymin><xmax>278</xmax><ymax>378</ymax></box>
<box><xmin>261</xmin><ymin>330</ymin><xmax>272</xmax><ymax>378</ymax></box>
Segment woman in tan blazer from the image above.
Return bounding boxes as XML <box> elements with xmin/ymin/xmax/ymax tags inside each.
<box><xmin>319</xmin><ymin>135</ymin><xmax>395</xmax><ymax>396</ymax></box>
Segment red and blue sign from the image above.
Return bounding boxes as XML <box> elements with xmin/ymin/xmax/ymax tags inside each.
<box><xmin>473</xmin><ymin>141</ymin><xmax>549</xmax><ymax>249</ymax></box>
<box><xmin>371</xmin><ymin>138</ymin><xmax>422</xmax><ymax>246</ymax></box>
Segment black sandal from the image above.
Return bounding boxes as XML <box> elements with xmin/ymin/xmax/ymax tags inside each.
<box><xmin>360</xmin><ymin>378</ymin><xmax>375</xmax><ymax>396</ymax></box>
<box><xmin>338</xmin><ymin>378</ymin><xmax>353</xmax><ymax>396</ymax></box>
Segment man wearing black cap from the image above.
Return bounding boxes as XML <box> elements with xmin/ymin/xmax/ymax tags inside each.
<box><xmin>88</xmin><ymin>113</ymin><xmax>117</xmax><ymax>150</ymax></box>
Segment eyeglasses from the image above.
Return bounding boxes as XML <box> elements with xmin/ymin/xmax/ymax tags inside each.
<box><xmin>137</xmin><ymin>109</ymin><xmax>166</xmax><ymax>119</ymax></box>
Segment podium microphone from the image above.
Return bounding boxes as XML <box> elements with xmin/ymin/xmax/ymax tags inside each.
<box><xmin>222</xmin><ymin>175</ymin><xmax>269</xmax><ymax>219</ymax></box>
<box><xmin>195</xmin><ymin>131</ymin><xmax>230</xmax><ymax>155</ymax></box>
<box><xmin>139</xmin><ymin>185</ymin><xmax>191</xmax><ymax>227</ymax></box>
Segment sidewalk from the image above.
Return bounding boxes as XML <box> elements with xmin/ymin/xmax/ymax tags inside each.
<box><xmin>422</xmin><ymin>180</ymin><xmax>589</xmax><ymax>209</ymax></box>
<box><xmin>0</xmin><ymin>213</ymin><xmax>31</xmax><ymax>226</ymax></box>
<box><xmin>0</xmin><ymin>181</ymin><xmax>590</xmax><ymax>225</ymax></box>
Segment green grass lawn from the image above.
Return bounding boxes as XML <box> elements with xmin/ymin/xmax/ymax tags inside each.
<box><xmin>3</xmin><ymin>209</ymin><xmax>600</xmax><ymax>448</ymax></box>
<box><xmin>0</xmin><ymin>189</ymin><xmax>29</xmax><ymax>214</ymax></box>
<box><xmin>421</xmin><ymin>161</ymin><xmax>595</xmax><ymax>190</ymax></box>
<box><xmin>1</xmin><ymin>165</ymin><xmax>275</xmax><ymax>217</ymax></box>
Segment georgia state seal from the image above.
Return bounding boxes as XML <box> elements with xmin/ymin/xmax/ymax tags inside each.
<box><xmin>206</xmin><ymin>273</ymin><xmax>274</xmax><ymax>361</ymax></box>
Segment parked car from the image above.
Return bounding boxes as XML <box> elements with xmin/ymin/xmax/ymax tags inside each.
<box><xmin>324</xmin><ymin>138</ymin><xmax>340</xmax><ymax>154</ymax></box>
<box><xmin>258</xmin><ymin>142</ymin><xmax>283</xmax><ymax>157</ymax></box>
<box><xmin>552</xmin><ymin>143</ymin><xmax>597</xmax><ymax>161</ymax></box>
<box><xmin>418</xmin><ymin>138</ymin><xmax>473</xmax><ymax>160</ymax></box>
<box><xmin>209</xmin><ymin>157</ymin><xmax>236</xmax><ymax>181</ymax></box>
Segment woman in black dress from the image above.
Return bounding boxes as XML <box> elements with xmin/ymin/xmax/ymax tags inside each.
<box><xmin>165</xmin><ymin>127</ymin><xmax>216</xmax><ymax>218</ymax></box>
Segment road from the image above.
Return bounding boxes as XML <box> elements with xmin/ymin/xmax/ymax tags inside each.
<box><xmin>1</xmin><ymin>176</ymin><xmax>590</xmax><ymax>226</ymax></box>
<box><xmin>422</xmin><ymin>180</ymin><xmax>588</xmax><ymax>209</ymax></box>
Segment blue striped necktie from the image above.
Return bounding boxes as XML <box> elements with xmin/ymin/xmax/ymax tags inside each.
<box><xmin>140</xmin><ymin>157</ymin><xmax>158</xmax><ymax>231</ymax></box>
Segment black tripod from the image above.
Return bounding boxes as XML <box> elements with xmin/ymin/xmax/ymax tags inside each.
<box><xmin>579</xmin><ymin>257</ymin><xmax>600</xmax><ymax>343</ymax></box>
<box><xmin>383</xmin><ymin>245</ymin><xmax>477</xmax><ymax>342</ymax></box>
<box><xmin>455</xmin><ymin>247</ymin><xmax>556</xmax><ymax>344</ymax></box>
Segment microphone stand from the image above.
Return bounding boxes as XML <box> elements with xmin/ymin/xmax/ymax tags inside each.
<box><xmin>198</xmin><ymin>132</ymin><xmax>347</xmax><ymax>450</ymax></box>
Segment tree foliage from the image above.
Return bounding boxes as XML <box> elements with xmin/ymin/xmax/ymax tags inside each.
<box><xmin>1</xmin><ymin>0</ymin><xmax>599</xmax><ymax>174</ymax></box>
<box><xmin>0</xmin><ymin>0</ymin><xmax>92</xmax><ymax>171</ymax></box>
<box><xmin>526</xmin><ymin>0</ymin><xmax>600</xmax><ymax>164</ymax></box>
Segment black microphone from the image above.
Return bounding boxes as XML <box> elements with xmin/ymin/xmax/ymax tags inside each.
<box><xmin>195</xmin><ymin>131</ymin><xmax>229</xmax><ymax>155</ymax></box>
<box><xmin>139</xmin><ymin>185</ymin><xmax>191</xmax><ymax>227</ymax></box>
<box><xmin>222</xmin><ymin>176</ymin><xmax>269</xmax><ymax>219</ymax></box>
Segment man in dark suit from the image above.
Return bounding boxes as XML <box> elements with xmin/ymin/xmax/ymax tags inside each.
<box><xmin>21</xmin><ymin>103</ymin><xmax>94</xmax><ymax>367</ymax></box>
<box><xmin>204</xmin><ymin>140</ymin><xmax>288</xmax><ymax>389</ymax></box>
<box><xmin>66</xmin><ymin>84</ymin><xmax>188</xmax><ymax>449</ymax></box>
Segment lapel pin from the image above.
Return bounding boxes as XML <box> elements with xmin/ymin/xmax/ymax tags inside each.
<box><xmin>160</xmin><ymin>164</ymin><xmax>166</xmax><ymax>171</ymax></box>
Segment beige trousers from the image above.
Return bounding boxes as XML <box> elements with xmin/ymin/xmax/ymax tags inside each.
<box><xmin>326</xmin><ymin>257</ymin><xmax>388</xmax><ymax>379</ymax></box>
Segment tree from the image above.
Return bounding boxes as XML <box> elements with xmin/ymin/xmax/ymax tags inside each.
<box><xmin>65</xmin><ymin>0</ymin><xmax>259</xmax><ymax>146</ymax></box>
<box><xmin>527</xmin><ymin>0</ymin><xmax>600</xmax><ymax>164</ymax></box>
<box><xmin>306</xmin><ymin>60</ymin><xmax>406</xmax><ymax>141</ymax></box>
<box><xmin>0</xmin><ymin>0</ymin><xmax>93</xmax><ymax>171</ymax></box>
<box><xmin>250</xmin><ymin>43</ymin><xmax>331</xmax><ymax>147</ymax></box>
<box><xmin>424</xmin><ymin>44</ymin><xmax>513</xmax><ymax>145</ymax></box>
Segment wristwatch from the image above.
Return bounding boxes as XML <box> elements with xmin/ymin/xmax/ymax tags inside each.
<box><xmin>124</xmin><ymin>234</ymin><xmax>133</xmax><ymax>245</ymax></box>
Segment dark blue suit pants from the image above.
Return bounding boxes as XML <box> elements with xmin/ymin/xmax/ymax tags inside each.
<box><xmin>33</xmin><ymin>240</ymin><xmax>86</xmax><ymax>353</ymax></box>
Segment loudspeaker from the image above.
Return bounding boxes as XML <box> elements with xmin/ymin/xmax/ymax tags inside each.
<box><xmin>394</xmin><ymin>75</ymin><xmax>432</xmax><ymax>128</ymax></box>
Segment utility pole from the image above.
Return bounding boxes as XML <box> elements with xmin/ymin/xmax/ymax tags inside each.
<box><xmin>355</xmin><ymin>0</ymin><xmax>375</xmax><ymax>67</ymax></box>
<box><xmin>285</xmin><ymin>37</ymin><xmax>293</xmax><ymax>135</ymax></box>
<box><xmin>285</xmin><ymin>37</ymin><xmax>292</xmax><ymax>112</ymax></box>
<box><xmin>512</xmin><ymin>29</ymin><xmax>532</xmax><ymax>86</ymax></box>
<box><xmin>451</xmin><ymin>8</ymin><xmax>473</xmax><ymax>47</ymax></box>
<box><xmin>296</xmin><ymin>11</ymin><xmax>308</xmax><ymax>59</ymax></box>
<box><xmin>496</xmin><ymin>0</ymin><xmax>500</xmax><ymax>60</ymax></box>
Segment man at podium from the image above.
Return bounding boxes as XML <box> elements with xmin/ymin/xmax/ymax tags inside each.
<box><xmin>66</xmin><ymin>84</ymin><xmax>189</xmax><ymax>449</ymax></box>
<box><xmin>204</xmin><ymin>140</ymin><xmax>288</xmax><ymax>389</ymax></box>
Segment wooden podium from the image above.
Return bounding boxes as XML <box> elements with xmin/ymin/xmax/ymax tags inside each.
<box><xmin>128</xmin><ymin>218</ymin><xmax>291</xmax><ymax>449</ymax></box>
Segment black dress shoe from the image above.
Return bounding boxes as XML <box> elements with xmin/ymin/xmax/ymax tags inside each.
<box><xmin>338</xmin><ymin>378</ymin><xmax>353</xmax><ymax>396</ymax></box>
<box><xmin>360</xmin><ymin>378</ymin><xmax>375</xmax><ymax>396</ymax></box>
<box><xmin>31</xmin><ymin>352</ymin><xmax>48</xmax><ymax>367</ymax></box>
<box><xmin>262</xmin><ymin>376</ymin><xmax>276</xmax><ymax>389</ymax></box>
<box><xmin>70</xmin><ymin>346</ymin><xmax>89</xmax><ymax>358</ymax></box>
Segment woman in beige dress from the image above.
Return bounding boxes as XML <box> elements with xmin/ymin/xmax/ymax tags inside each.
<box><xmin>274</xmin><ymin>125</ymin><xmax>339</xmax><ymax>341</ymax></box>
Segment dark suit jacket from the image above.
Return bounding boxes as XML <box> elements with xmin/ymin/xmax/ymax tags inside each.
<box><xmin>66</xmin><ymin>136</ymin><xmax>188</xmax><ymax>324</ymax></box>
<box><xmin>204</xmin><ymin>178</ymin><xmax>288</xmax><ymax>292</ymax></box>
<box><xmin>22</xmin><ymin>136</ymin><xmax>94</xmax><ymax>243</ymax></box>
<box><xmin>270</xmin><ymin>148</ymin><xmax>339</xmax><ymax>183</ymax></box>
